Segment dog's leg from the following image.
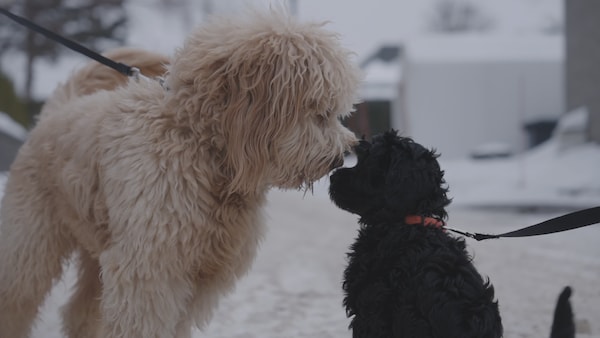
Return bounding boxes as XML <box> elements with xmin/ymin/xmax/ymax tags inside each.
<box><xmin>174</xmin><ymin>320</ymin><xmax>193</xmax><ymax>338</ymax></box>
<box><xmin>97</xmin><ymin>243</ymin><xmax>192</xmax><ymax>338</ymax></box>
<box><xmin>173</xmin><ymin>285</ymin><xmax>221</xmax><ymax>337</ymax></box>
<box><xmin>0</xmin><ymin>187</ymin><xmax>73</xmax><ymax>337</ymax></box>
<box><xmin>61</xmin><ymin>250</ymin><xmax>102</xmax><ymax>338</ymax></box>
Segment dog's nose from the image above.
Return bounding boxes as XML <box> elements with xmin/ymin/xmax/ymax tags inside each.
<box><xmin>330</xmin><ymin>156</ymin><xmax>345</xmax><ymax>170</ymax></box>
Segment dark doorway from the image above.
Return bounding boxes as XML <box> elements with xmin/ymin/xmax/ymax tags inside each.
<box><xmin>345</xmin><ymin>100</ymin><xmax>391</xmax><ymax>139</ymax></box>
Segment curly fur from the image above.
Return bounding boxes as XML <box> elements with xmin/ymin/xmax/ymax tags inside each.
<box><xmin>0</xmin><ymin>9</ymin><xmax>360</xmax><ymax>338</ymax></box>
<box><xmin>329</xmin><ymin>130</ymin><xmax>503</xmax><ymax>338</ymax></box>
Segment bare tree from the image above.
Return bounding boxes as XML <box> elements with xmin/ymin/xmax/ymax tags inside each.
<box><xmin>0</xmin><ymin>0</ymin><xmax>128</xmax><ymax>124</ymax></box>
<box><xmin>428</xmin><ymin>0</ymin><xmax>493</xmax><ymax>33</ymax></box>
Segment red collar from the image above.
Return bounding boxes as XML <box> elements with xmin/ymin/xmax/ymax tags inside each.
<box><xmin>405</xmin><ymin>215</ymin><xmax>445</xmax><ymax>229</ymax></box>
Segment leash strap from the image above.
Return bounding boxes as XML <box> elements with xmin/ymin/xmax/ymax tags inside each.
<box><xmin>447</xmin><ymin>206</ymin><xmax>600</xmax><ymax>241</ymax></box>
<box><xmin>1</xmin><ymin>8</ymin><xmax>135</xmax><ymax>77</ymax></box>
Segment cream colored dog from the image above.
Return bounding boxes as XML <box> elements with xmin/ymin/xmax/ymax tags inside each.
<box><xmin>0</xmin><ymin>10</ymin><xmax>360</xmax><ymax>338</ymax></box>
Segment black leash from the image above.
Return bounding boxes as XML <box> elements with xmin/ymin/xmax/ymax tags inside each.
<box><xmin>0</xmin><ymin>8</ymin><xmax>136</xmax><ymax>77</ymax></box>
<box><xmin>447</xmin><ymin>206</ymin><xmax>600</xmax><ymax>241</ymax></box>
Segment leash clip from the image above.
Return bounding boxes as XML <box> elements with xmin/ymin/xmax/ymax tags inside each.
<box><xmin>446</xmin><ymin>228</ymin><xmax>500</xmax><ymax>241</ymax></box>
<box><xmin>129</xmin><ymin>67</ymin><xmax>141</xmax><ymax>82</ymax></box>
<box><xmin>129</xmin><ymin>67</ymin><xmax>170</xmax><ymax>91</ymax></box>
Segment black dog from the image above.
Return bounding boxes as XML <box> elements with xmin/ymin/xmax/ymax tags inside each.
<box><xmin>329</xmin><ymin>130</ymin><xmax>503</xmax><ymax>338</ymax></box>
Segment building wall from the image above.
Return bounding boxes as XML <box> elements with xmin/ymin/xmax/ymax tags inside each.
<box><xmin>400</xmin><ymin>60</ymin><xmax>563</xmax><ymax>158</ymax></box>
<box><xmin>566</xmin><ymin>0</ymin><xmax>600</xmax><ymax>142</ymax></box>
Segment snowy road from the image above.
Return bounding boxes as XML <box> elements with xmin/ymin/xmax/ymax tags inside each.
<box><xmin>30</xmin><ymin>186</ymin><xmax>599</xmax><ymax>338</ymax></box>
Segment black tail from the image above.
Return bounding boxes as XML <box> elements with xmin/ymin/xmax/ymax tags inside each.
<box><xmin>550</xmin><ymin>286</ymin><xmax>575</xmax><ymax>338</ymax></box>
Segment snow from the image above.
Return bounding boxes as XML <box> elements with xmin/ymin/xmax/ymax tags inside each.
<box><xmin>360</xmin><ymin>59</ymin><xmax>402</xmax><ymax>100</ymax></box>
<box><xmin>363</xmin><ymin>59</ymin><xmax>402</xmax><ymax>85</ymax></box>
<box><xmin>557</xmin><ymin>106</ymin><xmax>589</xmax><ymax>133</ymax></box>
<box><xmin>470</xmin><ymin>141</ymin><xmax>513</xmax><ymax>159</ymax></box>
<box><xmin>443</xmin><ymin>139</ymin><xmax>600</xmax><ymax>210</ymax></box>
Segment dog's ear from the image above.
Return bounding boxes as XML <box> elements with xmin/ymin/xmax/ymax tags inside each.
<box><xmin>217</xmin><ymin>28</ymin><xmax>359</xmax><ymax>193</ymax></box>
<box><xmin>167</xmin><ymin>13</ymin><xmax>360</xmax><ymax>194</ymax></box>
<box><xmin>216</xmin><ymin>33</ymin><xmax>314</xmax><ymax>193</ymax></box>
<box><xmin>166</xmin><ymin>33</ymin><xmax>282</xmax><ymax>193</ymax></box>
<box><xmin>382</xmin><ymin>142</ymin><xmax>449</xmax><ymax>218</ymax></box>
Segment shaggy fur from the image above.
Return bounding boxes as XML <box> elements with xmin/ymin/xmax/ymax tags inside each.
<box><xmin>0</xmin><ymin>10</ymin><xmax>360</xmax><ymax>338</ymax></box>
<box><xmin>329</xmin><ymin>130</ymin><xmax>503</xmax><ymax>338</ymax></box>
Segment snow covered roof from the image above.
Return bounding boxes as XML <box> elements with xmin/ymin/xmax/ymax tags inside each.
<box><xmin>359</xmin><ymin>33</ymin><xmax>562</xmax><ymax>100</ymax></box>
<box><xmin>406</xmin><ymin>35</ymin><xmax>563</xmax><ymax>63</ymax></box>
<box><xmin>360</xmin><ymin>59</ymin><xmax>402</xmax><ymax>100</ymax></box>
<box><xmin>363</xmin><ymin>59</ymin><xmax>402</xmax><ymax>85</ymax></box>
<box><xmin>555</xmin><ymin>106</ymin><xmax>588</xmax><ymax>133</ymax></box>
<box><xmin>360</xmin><ymin>45</ymin><xmax>403</xmax><ymax>100</ymax></box>
<box><xmin>0</xmin><ymin>112</ymin><xmax>28</xmax><ymax>141</ymax></box>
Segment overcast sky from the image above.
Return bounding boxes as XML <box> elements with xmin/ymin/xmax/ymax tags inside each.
<box><xmin>248</xmin><ymin>0</ymin><xmax>561</xmax><ymax>61</ymax></box>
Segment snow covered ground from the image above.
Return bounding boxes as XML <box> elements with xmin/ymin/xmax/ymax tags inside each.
<box><xmin>199</xmin><ymin>187</ymin><xmax>600</xmax><ymax>338</ymax></box>
<box><xmin>0</xmin><ymin>130</ymin><xmax>599</xmax><ymax>337</ymax></box>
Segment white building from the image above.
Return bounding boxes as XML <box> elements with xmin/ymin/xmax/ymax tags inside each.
<box><xmin>359</xmin><ymin>35</ymin><xmax>564</xmax><ymax>159</ymax></box>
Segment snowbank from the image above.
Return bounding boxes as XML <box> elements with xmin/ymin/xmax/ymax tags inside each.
<box><xmin>442</xmin><ymin>108</ymin><xmax>600</xmax><ymax>210</ymax></box>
